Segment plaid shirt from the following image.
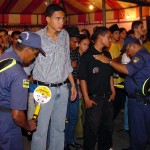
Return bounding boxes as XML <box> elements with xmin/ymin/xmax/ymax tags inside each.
<box><xmin>70</xmin><ymin>49</ymin><xmax>80</xmax><ymax>81</ymax></box>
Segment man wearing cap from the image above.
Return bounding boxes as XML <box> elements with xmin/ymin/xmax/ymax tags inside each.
<box><xmin>30</xmin><ymin>4</ymin><xmax>77</xmax><ymax>150</ymax></box>
<box><xmin>64</xmin><ymin>26</ymin><xmax>85</xmax><ymax>150</ymax></box>
<box><xmin>0</xmin><ymin>31</ymin><xmax>45</xmax><ymax>150</ymax></box>
<box><xmin>94</xmin><ymin>36</ymin><xmax>150</xmax><ymax>150</ymax></box>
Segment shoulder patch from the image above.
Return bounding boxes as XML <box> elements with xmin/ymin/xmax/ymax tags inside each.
<box><xmin>23</xmin><ymin>79</ymin><xmax>29</xmax><ymax>88</ymax></box>
<box><xmin>133</xmin><ymin>57</ymin><xmax>139</xmax><ymax>63</ymax></box>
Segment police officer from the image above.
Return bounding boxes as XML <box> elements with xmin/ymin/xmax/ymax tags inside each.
<box><xmin>0</xmin><ymin>31</ymin><xmax>45</xmax><ymax>150</ymax></box>
<box><xmin>94</xmin><ymin>36</ymin><xmax>150</xmax><ymax>150</ymax></box>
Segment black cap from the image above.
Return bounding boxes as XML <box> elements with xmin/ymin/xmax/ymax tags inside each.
<box><xmin>109</xmin><ymin>24</ymin><xmax>119</xmax><ymax>33</ymax></box>
<box><xmin>65</xmin><ymin>26</ymin><xmax>86</xmax><ymax>38</ymax></box>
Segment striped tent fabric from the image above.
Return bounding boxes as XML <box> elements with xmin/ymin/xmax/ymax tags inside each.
<box><xmin>0</xmin><ymin>0</ymin><xmax>149</xmax><ymax>25</ymax></box>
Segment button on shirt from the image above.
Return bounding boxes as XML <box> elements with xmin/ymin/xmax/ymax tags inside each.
<box><xmin>33</xmin><ymin>28</ymin><xmax>73</xmax><ymax>83</ymax></box>
<box><xmin>125</xmin><ymin>48</ymin><xmax>150</xmax><ymax>94</ymax></box>
<box><xmin>79</xmin><ymin>47</ymin><xmax>113</xmax><ymax>95</ymax></box>
<box><xmin>0</xmin><ymin>51</ymin><xmax>28</xmax><ymax>110</ymax></box>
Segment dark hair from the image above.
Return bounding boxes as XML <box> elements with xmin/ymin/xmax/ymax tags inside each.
<box><xmin>45</xmin><ymin>4</ymin><xmax>65</xmax><ymax>17</ymax></box>
<box><xmin>0</xmin><ymin>28</ymin><xmax>8</xmax><ymax>35</ymax></box>
<box><xmin>16</xmin><ymin>42</ymin><xmax>28</xmax><ymax>51</ymax></box>
<box><xmin>131</xmin><ymin>20</ymin><xmax>143</xmax><ymax>31</ymax></box>
<box><xmin>81</xmin><ymin>29</ymin><xmax>91</xmax><ymax>39</ymax></box>
<box><xmin>127</xmin><ymin>29</ymin><xmax>134</xmax><ymax>36</ymax></box>
<box><xmin>11</xmin><ymin>31</ymin><xmax>21</xmax><ymax>38</ymax></box>
<box><xmin>119</xmin><ymin>28</ymin><xmax>126</xmax><ymax>34</ymax></box>
<box><xmin>92</xmin><ymin>26</ymin><xmax>110</xmax><ymax>42</ymax></box>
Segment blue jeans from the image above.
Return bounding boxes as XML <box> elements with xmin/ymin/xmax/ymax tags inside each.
<box><xmin>65</xmin><ymin>83</ymin><xmax>79</xmax><ymax>145</ymax></box>
<box><xmin>31</xmin><ymin>84</ymin><xmax>69</xmax><ymax>150</ymax></box>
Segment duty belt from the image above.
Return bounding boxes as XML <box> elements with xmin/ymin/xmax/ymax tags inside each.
<box><xmin>0</xmin><ymin>106</ymin><xmax>11</xmax><ymax>112</ymax></box>
<box><xmin>128</xmin><ymin>93</ymin><xmax>150</xmax><ymax>105</ymax></box>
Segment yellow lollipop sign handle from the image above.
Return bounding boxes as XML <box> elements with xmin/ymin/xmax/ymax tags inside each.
<box><xmin>33</xmin><ymin>104</ymin><xmax>41</xmax><ymax>119</ymax></box>
<box><xmin>32</xmin><ymin>86</ymin><xmax>51</xmax><ymax>119</ymax></box>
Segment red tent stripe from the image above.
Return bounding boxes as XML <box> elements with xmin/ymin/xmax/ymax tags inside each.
<box><xmin>20</xmin><ymin>15</ymin><xmax>31</xmax><ymax>24</ymax></box>
<box><xmin>63</xmin><ymin>1</ymin><xmax>83</xmax><ymax>14</ymax></box>
<box><xmin>106</xmin><ymin>0</ymin><xmax>125</xmax><ymax>19</ymax></box>
<box><xmin>22</xmin><ymin>0</ymin><xmax>44</xmax><ymax>14</ymax></box>
<box><xmin>4</xmin><ymin>14</ymin><xmax>9</xmax><ymax>24</ymax></box>
<box><xmin>4</xmin><ymin>0</ymin><xmax>18</xmax><ymax>13</ymax></box>
<box><xmin>106</xmin><ymin>0</ymin><xmax>124</xmax><ymax>9</ymax></box>
<box><xmin>95</xmin><ymin>12</ymin><xmax>103</xmax><ymax>21</ymax></box>
<box><xmin>41</xmin><ymin>15</ymin><xmax>46</xmax><ymax>25</ymax></box>
<box><xmin>0</xmin><ymin>14</ymin><xmax>2</xmax><ymax>23</ymax></box>
<box><xmin>78</xmin><ymin>14</ymin><xmax>86</xmax><ymax>22</ymax></box>
<box><xmin>0</xmin><ymin>0</ymin><xmax>9</xmax><ymax>12</ymax></box>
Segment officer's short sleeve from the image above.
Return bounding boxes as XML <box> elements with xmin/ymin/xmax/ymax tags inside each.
<box><xmin>126</xmin><ymin>55</ymin><xmax>144</xmax><ymax>76</ymax></box>
<box><xmin>10</xmin><ymin>74</ymin><xmax>29</xmax><ymax>110</ymax></box>
<box><xmin>79</xmin><ymin>54</ymin><xmax>88</xmax><ymax>80</ymax></box>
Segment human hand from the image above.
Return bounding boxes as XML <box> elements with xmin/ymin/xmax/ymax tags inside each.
<box><xmin>27</xmin><ymin>119</ymin><xmax>37</xmax><ymax>132</ymax></box>
<box><xmin>70</xmin><ymin>85</ymin><xmax>77</xmax><ymax>101</ymax></box>
<box><xmin>109</xmin><ymin>93</ymin><xmax>115</xmax><ymax>102</ymax></box>
<box><xmin>93</xmin><ymin>54</ymin><xmax>110</xmax><ymax>64</ymax></box>
<box><xmin>85</xmin><ymin>99</ymin><xmax>97</xmax><ymax>109</ymax></box>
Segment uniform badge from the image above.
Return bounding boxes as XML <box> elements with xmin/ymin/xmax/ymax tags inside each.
<box><xmin>93</xmin><ymin>67</ymin><xmax>99</xmax><ymax>74</ymax></box>
<box><xmin>133</xmin><ymin>57</ymin><xmax>139</xmax><ymax>63</ymax></box>
<box><xmin>23</xmin><ymin>79</ymin><xmax>29</xmax><ymax>88</ymax></box>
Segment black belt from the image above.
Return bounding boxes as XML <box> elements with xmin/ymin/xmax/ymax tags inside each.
<box><xmin>33</xmin><ymin>79</ymin><xmax>68</xmax><ymax>87</ymax></box>
<box><xmin>0</xmin><ymin>106</ymin><xmax>10</xmax><ymax>112</ymax></box>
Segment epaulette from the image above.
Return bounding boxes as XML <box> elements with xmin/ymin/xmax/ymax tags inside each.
<box><xmin>0</xmin><ymin>58</ymin><xmax>22</xmax><ymax>73</ymax></box>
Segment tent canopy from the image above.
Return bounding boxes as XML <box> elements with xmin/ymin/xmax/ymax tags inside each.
<box><xmin>0</xmin><ymin>0</ymin><xmax>139</xmax><ymax>15</ymax></box>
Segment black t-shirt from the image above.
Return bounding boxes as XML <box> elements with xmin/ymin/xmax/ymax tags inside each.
<box><xmin>79</xmin><ymin>46</ymin><xmax>113</xmax><ymax>95</ymax></box>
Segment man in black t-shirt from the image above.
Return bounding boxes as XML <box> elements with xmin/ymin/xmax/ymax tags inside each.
<box><xmin>79</xmin><ymin>26</ymin><xmax>115</xmax><ymax>150</ymax></box>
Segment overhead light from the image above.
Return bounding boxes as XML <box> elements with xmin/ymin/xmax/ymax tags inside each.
<box><xmin>45</xmin><ymin>2</ymin><xmax>48</xmax><ymax>5</ymax></box>
<box><xmin>89</xmin><ymin>4</ymin><xmax>94</xmax><ymax>10</ymax></box>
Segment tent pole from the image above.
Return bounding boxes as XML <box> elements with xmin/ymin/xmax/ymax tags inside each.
<box><xmin>102</xmin><ymin>0</ymin><xmax>106</xmax><ymax>27</ymax></box>
<box><xmin>139</xmin><ymin>5</ymin><xmax>142</xmax><ymax>21</ymax></box>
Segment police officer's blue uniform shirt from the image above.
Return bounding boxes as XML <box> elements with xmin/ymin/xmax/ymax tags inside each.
<box><xmin>0</xmin><ymin>51</ymin><xmax>28</xmax><ymax>110</ymax></box>
<box><xmin>125</xmin><ymin>48</ymin><xmax>150</xmax><ymax>94</ymax></box>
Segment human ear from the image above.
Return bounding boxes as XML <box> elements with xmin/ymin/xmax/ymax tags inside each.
<box><xmin>46</xmin><ymin>16</ymin><xmax>50</xmax><ymax>23</ymax></box>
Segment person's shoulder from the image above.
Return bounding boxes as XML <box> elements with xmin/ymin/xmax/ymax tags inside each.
<box><xmin>139</xmin><ymin>47</ymin><xmax>150</xmax><ymax>55</ymax></box>
<box><xmin>60</xmin><ymin>29</ymin><xmax>69</xmax><ymax>36</ymax></box>
<box><xmin>36</xmin><ymin>28</ymin><xmax>46</xmax><ymax>36</ymax></box>
<box><xmin>81</xmin><ymin>48</ymin><xmax>93</xmax><ymax>59</ymax></box>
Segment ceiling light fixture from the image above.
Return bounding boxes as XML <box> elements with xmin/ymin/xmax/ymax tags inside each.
<box><xmin>89</xmin><ymin>4</ymin><xmax>94</xmax><ymax>10</ymax></box>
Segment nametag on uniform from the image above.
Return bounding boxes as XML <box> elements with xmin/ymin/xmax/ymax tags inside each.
<box><xmin>22</xmin><ymin>79</ymin><xmax>29</xmax><ymax>88</ymax></box>
<box><xmin>93</xmin><ymin>67</ymin><xmax>99</xmax><ymax>74</ymax></box>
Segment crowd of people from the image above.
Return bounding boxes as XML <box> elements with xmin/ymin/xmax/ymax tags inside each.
<box><xmin>0</xmin><ymin>3</ymin><xmax>150</xmax><ymax>150</ymax></box>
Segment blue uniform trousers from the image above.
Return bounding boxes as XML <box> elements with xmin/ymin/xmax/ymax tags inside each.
<box><xmin>0</xmin><ymin>111</ymin><xmax>23</xmax><ymax>150</ymax></box>
<box><xmin>128</xmin><ymin>98</ymin><xmax>150</xmax><ymax>150</ymax></box>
